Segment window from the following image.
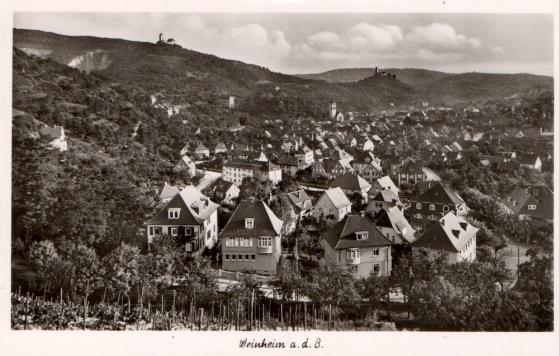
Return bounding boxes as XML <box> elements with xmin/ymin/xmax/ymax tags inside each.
<box><xmin>259</xmin><ymin>237</ymin><xmax>272</xmax><ymax>247</ymax></box>
<box><xmin>373</xmin><ymin>264</ymin><xmax>381</xmax><ymax>275</ymax></box>
<box><xmin>350</xmin><ymin>265</ymin><xmax>358</xmax><ymax>274</ymax></box>
<box><xmin>171</xmin><ymin>228</ymin><xmax>178</xmax><ymax>236</ymax></box>
<box><xmin>373</xmin><ymin>248</ymin><xmax>380</xmax><ymax>256</ymax></box>
<box><xmin>429</xmin><ymin>204</ymin><xmax>435</xmax><ymax>211</ymax></box>
<box><xmin>527</xmin><ymin>205</ymin><xmax>536</xmax><ymax>210</ymax></box>
<box><xmin>416</xmin><ymin>202</ymin><xmax>422</xmax><ymax>209</ymax></box>
<box><xmin>443</xmin><ymin>205</ymin><xmax>449</xmax><ymax>212</ymax></box>
<box><xmin>251</xmin><ymin>255</ymin><xmax>256</xmax><ymax>260</ymax></box>
<box><xmin>355</xmin><ymin>231</ymin><xmax>368</xmax><ymax>240</ymax></box>
<box><xmin>232</xmin><ymin>255</ymin><xmax>236</xmax><ymax>260</ymax></box>
<box><xmin>245</xmin><ymin>218</ymin><xmax>255</xmax><ymax>229</ymax></box>
<box><xmin>185</xmin><ymin>226</ymin><xmax>193</xmax><ymax>235</ymax></box>
<box><xmin>168</xmin><ymin>208</ymin><xmax>181</xmax><ymax>219</ymax></box>
<box><xmin>149</xmin><ymin>227</ymin><xmax>154</xmax><ymax>235</ymax></box>
<box><xmin>347</xmin><ymin>249</ymin><xmax>360</xmax><ymax>259</ymax></box>
<box><xmin>376</xmin><ymin>202</ymin><xmax>382</xmax><ymax>208</ymax></box>
<box><xmin>154</xmin><ymin>227</ymin><xmax>162</xmax><ymax>235</ymax></box>
<box><xmin>225</xmin><ymin>238</ymin><xmax>233</xmax><ymax>247</ymax></box>
<box><xmin>225</xmin><ymin>254</ymin><xmax>230</xmax><ymax>261</ymax></box>
<box><xmin>240</xmin><ymin>237</ymin><xmax>253</xmax><ymax>247</ymax></box>
<box><xmin>245</xmin><ymin>254</ymin><xmax>249</xmax><ymax>260</ymax></box>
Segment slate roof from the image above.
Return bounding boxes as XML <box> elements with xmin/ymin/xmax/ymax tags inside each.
<box><xmin>413</xmin><ymin>212</ymin><xmax>478</xmax><ymax>252</ymax></box>
<box><xmin>417</xmin><ymin>182</ymin><xmax>464</xmax><ymax>205</ymax></box>
<box><xmin>330</xmin><ymin>173</ymin><xmax>371</xmax><ymax>192</ymax></box>
<box><xmin>373</xmin><ymin>207</ymin><xmax>416</xmax><ymax>243</ymax></box>
<box><xmin>322</xmin><ymin>214</ymin><xmax>393</xmax><ymax>250</ymax></box>
<box><xmin>147</xmin><ymin>185</ymin><xmax>219</xmax><ymax>225</ymax></box>
<box><xmin>220</xmin><ymin>200</ymin><xmax>283</xmax><ymax>237</ymax></box>
<box><xmin>159</xmin><ymin>182</ymin><xmax>180</xmax><ymax>201</ymax></box>
<box><xmin>321</xmin><ymin>187</ymin><xmax>352</xmax><ymax>209</ymax></box>
<box><xmin>286</xmin><ymin>190</ymin><xmax>312</xmax><ymax>211</ymax></box>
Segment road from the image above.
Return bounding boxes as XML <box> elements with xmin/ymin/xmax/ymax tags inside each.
<box><xmin>196</xmin><ymin>169</ymin><xmax>222</xmax><ymax>191</ymax></box>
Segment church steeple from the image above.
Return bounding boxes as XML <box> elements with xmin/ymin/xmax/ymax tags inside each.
<box><xmin>329</xmin><ymin>99</ymin><xmax>337</xmax><ymax>119</ymax></box>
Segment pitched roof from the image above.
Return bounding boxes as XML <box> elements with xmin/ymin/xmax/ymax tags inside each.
<box><xmin>220</xmin><ymin>200</ymin><xmax>283</xmax><ymax>237</ymax></box>
<box><xmin>286</xmin><ymin>190</ymin><xmax>312</xmax><ymax>210</ymax></box>
<box><xmin>413</xmin><ymin>212</ymin><xmax>478</xmax><ymax>252</ymax></box>
<box><xmin>322</xmin><ymin>214</ymin><xmax>393</xmax><ymax>250</ymax></box>
<box><xmin>147</xmin><ymin>185</ymin><xmax>219</xmax><ymax>225</ymax></box>
<box><xmin>418</xmin><ymin>182</ymin><xmax>464</xmax><ymax>206</ymax></box>
<box><xmin>373</xmin><ymin>207</ymin><xmax>416</xmax><ymax>243</ymax></box>
<box><xmin>330</xmin><ymin>173</ymin><xmax>371</xmax><ymax>192</ymax></box>
<box><xmin>159</xmin><ymin>182</ymin><xmax>180</xmax><ymax>201</ymax></box>
<box><xmin>211</xmin><ymin>178</ymin><xmax>236</xmax><ymax>196</ymax></box>
<box><xmin>371</xmin><ymin>176</ymin><xmax>399</xmax><ymax>195</ymax></box>
<box><xmin>372</xmin><ymin>189</ymin><xmax>399</xmax><ymax>203</ymax></box>
<box><xmin>321</xmin><ymin>187</ymin><xmax>351</xmax><ymax>209</ymax></box>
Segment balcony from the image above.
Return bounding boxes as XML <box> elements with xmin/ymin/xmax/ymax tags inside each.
<box><xmin>257</xmin><ymin>245</ymin><xmax>273</xmax><ymax>254</ymax></box>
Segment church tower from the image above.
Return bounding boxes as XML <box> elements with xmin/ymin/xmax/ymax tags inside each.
<box><xmin>329</xmin><ymin>99</ymin><xmax>337</xmax><ymax>119</ymax></box>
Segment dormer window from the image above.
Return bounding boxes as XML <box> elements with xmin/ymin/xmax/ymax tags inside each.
<box><xmin>245</xmin><ymin>218</ymin><xmax>255</xmax><ymax>229</ymax></box>
<box><xmin>527</xmin><ymin>204</ymin><xmax>536</xmax><ymax>210</ymax></box>
<box><xmin>443</xmin><ymin>205</ymin><xmax>449</xmax><ymax>212</ymax></box>
<box><xmin>429</xmin><ymin>204</ymin><xmax>436</xmax><ymax>211</ymax></box>
<box><xmin>416</xmin><ymin>202</ymin><xmax>422</xmax><ymax>209</ymax></box>
<box><xmin>168</xmin><ymin>208</ymin><xmax>181</xmax><ymax>219</ymax></box>
<box><xmin>355</xmin><ymin>231</ymin><xmax>368</xmax><ymax>240</ymax></box>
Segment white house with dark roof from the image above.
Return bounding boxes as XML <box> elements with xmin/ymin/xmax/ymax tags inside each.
<box><xmin>368</xmin><ymin>176</ymin><xmax>400</xmax><ymax>200</ymax></box>
<box><xmin>207</xmin><ymin>178</ymin><xmax>240</xmax><ymax>205</ymax></box>
<box><xmin>366</xmin><ymin>188</ymin><xmax>402</xmax><ymax>215</ymax></box>
<box><xmin>313</xmin><ymin>187</ymin><xmax>352</xmax><ymax>223</ymax></box>
<box><xmin>220</xmin><ymin>200</ymin><xmax>283</xmax><ymax>275</ymax></box>
<box><xmin>146</xmin><ymin>185</ymin><xmax>219</xmax><ymax>253</ymax></box>
<box><xmin>321</xmin><ymin>214</ymin><xmax>393</xmax><ymax>278</ymax></box>
<box><xmin>39</xmin><ymin>125</ymin><xmax>67</xmax><ymax>151</ymax></box>
<box><xmin>412</xmin><ymin>211</ymin><xmax>478</xmax><ymax>264</ymax></box>
<box><xmin>195</xmin><ymin>143</ymin><xmax>210</xmax><ymax>158</ymax></box>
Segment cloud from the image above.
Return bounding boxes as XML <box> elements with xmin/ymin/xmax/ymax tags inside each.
<box><xmin>179</xmin><ymin>15</ymin><xmax>291</xmax><ymax>70</ymax></box>
<box><xmin>293</xmin><ymin>22</ymin><xmax>503</xmax><ymax>72</ymax></box>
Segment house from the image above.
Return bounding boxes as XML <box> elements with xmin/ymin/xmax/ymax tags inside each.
<box><xmin>371</xmin><ymin>206</ymin><xmax>416</xmax><ymax>245</ymax></box>
<box><xmin>408</xmin><ymin>182</ymin><xmax>468</xmax><ymax>230</ymax></box>
<box><xmin>329</xmin><ymin>173</ymin><xmax>372</xmax><ymax>202</ymax></box>
<box><xmin>518</xmin><ymin>154</ymin><xmax>542</xmax><ymax>172</ymax></box>
<box><xmin>207</xmin><ymin>178</ymin><xmax>240</xmax><ymax>205</ymax></box>
<box><xmin>294</xmin><ymin>146</ymin><xmax>314</xmax><ymax>168</ymax></box>
<box><xmin>214</xmin><ymin>143</ymin><xmax>227</xmax><ymax>155</ymax></box>
<box><xmin>284</xmin><ymin>189</ymin><xmax>313</xmax><ymax>220</ymax></box>
<box><xmin>173</xmin><ymin>154</ymin><xmax>196</xmax><ymax>176</ymax></box>
<box><xmin>195</xmin><ymin>143</ymin><xmax>210</xmax><ymax>158</ymax></box>
<box><xmin>220</xmin><ymin>200</ymin><xmax>283</xmax><ymax>275</ymax></box>
<box><xmin>313</xmin><ymin>187</ymin><xmax>352</xmax><ymax>223</ymax></box>
<box><xmin>222</xmin><ymin>160</ymin><xmax>282</xmax><ymax>186</ymax></box>
<box><xmin>500</xmin><ymin>187</ymin><xmax>553</xmax><ymax>222</ymax></box>
<box><xmin>366</xmin><ymin>188</ymin><xmax>402</xmax><ymax>215</ymax></box>
<box><xmin>158</xmin><ymin>182</ymin><xmax>180</xmax><ymax>205</ymax></box>
<box><xmin>368</xmin><ymin>176</ymin><xmax>400</xmax><ymax>200</ymax></box>
<box><xmin>393</xmin><ymin>159</ymin><xmax>435</xmax><ymax>186</ymax></box>
<box><xmin>356</xmin><ymin>137</ymin><xmax>375</xmax><ymax>152</ymax></box>
<box><xmin>352</xmin><ymin>152</ymin><xmax>383</xmax><ymax>183</ymax></box>
<box><xmin>311</xmin><ymin>159</ymin><xmax>353</xmax><ymax>180</ymax></box>
<box><xmin>412</xmin><ymin>211</ymin><xmax>478</xmax><ymax>264</ymax></box>
<box><xmin>39</xmin><ymin>125</ymin><xmax>67</xmax><ymax>151</ymax></box>
<box><xmin>146</xmin><ymin>185</ymin><xmax>219</xmax><ymax>253</ymax></box>
<box><xmin>321</xmin><ymin>214</ymin><xmax>393</xmax><ymax>278</ymax></box>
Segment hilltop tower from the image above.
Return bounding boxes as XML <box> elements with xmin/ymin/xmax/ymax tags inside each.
<box><xmin>330</xmin><ymin>99</ymin><xmax>337</xmax><ymax>119</ymax></box>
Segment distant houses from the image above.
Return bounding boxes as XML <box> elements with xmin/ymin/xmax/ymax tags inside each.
<box><xmin>222</xmin><ymin>160</ymin><xmax>282</xmax><ymax>186</ymax></box>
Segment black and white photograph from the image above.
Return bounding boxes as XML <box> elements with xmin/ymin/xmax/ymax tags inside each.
<box><xmin>1</xmin><ymin>0</ymin><xmax>558</xmax><ymax>355</ymax></box>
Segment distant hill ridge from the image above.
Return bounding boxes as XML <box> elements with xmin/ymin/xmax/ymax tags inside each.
<box><xmin>13</xmin><ymin>28</ymin><xmax>553</xmax><ymax>112</ymax></box>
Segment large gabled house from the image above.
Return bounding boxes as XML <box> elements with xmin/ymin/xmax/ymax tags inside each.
<box><xmin>499</xmin><ymin>186</ymin><xmax>553</xmax><ymax>222</ymax></box>
<box><xmin>284</xmin><ymin>189</ymin><xmax>313</xmax><ymax>220</ymax></box>
<box><xmin>220</xmin><ymin>200</ymin><xmax>283</xmax><ymax>275</ymax></box>
<box><xmin>146</xmin><ymin>185</ymin><xmax>219</xmax><ymax>253</ymax></box>
<box><xmin>371</xmin><ymin>206</ymin><xmax>416</xmax><ymax>245</ymax></box>
<box><xmin>368</xmin><ymin>176</ymin><xmax>400</xmax><ymax>200</ymax></box>
<box><xmin>313</xmin><ymin>187</ymin><xmax>352</xmax><ymax>223</ymax></box>
<box><xmin>408</xmin><ymin>182</ymin><xmax>468</xmax><ymax>230</ymax></box>
<box><xmin>366</xmin><ymin>188</ymin><xmax>402</xmax><ymax>215</ymax></box>
<box><xmin>321</xmin><ymin>214</ymin><xmax>393</xmax><ymax>278</ymax></box>
<box><xmin>412</xmin><ymin>211</ymin><xmax>478</xmax><ymax>264</ymax></box>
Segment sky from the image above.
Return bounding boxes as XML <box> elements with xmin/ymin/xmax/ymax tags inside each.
<box><xmin>13</xmin><ymin>12</ymin><xmax>554</xmax><ymax>75</ymax></box>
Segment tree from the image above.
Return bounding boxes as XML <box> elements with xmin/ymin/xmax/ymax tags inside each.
<box><xmin>28</xmin><ymin>240</ymin><xmax>62</xmax><ymax>297</ymax></box>
<box><xmin>272</xmin><ymin>260</ymin><xmax>305</xmax><ymax>301</ymax></box>
<box><xmin>102</xmin><ymin>243</ymin><xmax>140</xmax><ymax>304</ymax></box>
<box><xmin>358</xmin><ymin>271</ymin><xmax>390</xmax><ymax>319</ymax></box>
